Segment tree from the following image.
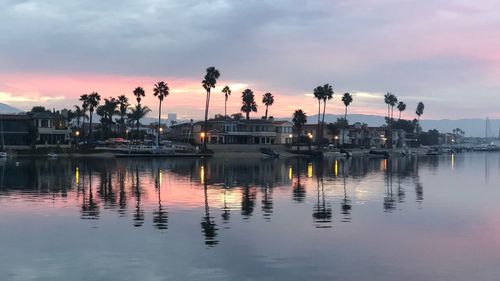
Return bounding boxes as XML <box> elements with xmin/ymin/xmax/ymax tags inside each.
<box><xmin>97</xmin><ymin>97</ymin><xmax>118</xmax><ymax>139</ymax></box>
<box><xmin>128</xmin><ymin>104</ymin><xmax>151</xmax><ymax>141</ymax></box>
<box><xmin>133</xmin><ymin>87</ymin><xmax>145</xmax><ymax>106</ymax></box>
<box><xmin>117</xmin><ymin>95</ymin><xmax>129</xmax><ymax>137</ymax></box>
<box><xmin>240</xmin><ymin>88</ymin><xmax>258</xmax><ymax>120</ymax></box>
<box><xmin>341</xmin><ymin>92</ymin><xmax>353</xmax><ymax>145</ymax></box>
<box><xmin>87</xmin><ymin>92</ymin><xmax>101</xmax><ymax>144</ymax></box>
<box><xmin>314</xmin><ymin>84</ymin><xmax>334</xmax><ymax>145</ymax></box>
<box><xmin>415</xmin><ymin>102</ymin><xmax>425</xmax><ymax>138</ymax></box>
<box><xmin>389</xmin><ymin>94</ymin><xmax>398</xmax><ymax>120</ymax></box>
<box><xmin>231</xmin><ymin>113</ymin><xmax>243</xmax><ymax>120</ymax></box>
<box><xmin>262</xmin><ymin>92</ymin><xmax>274</xmax><ymax>119</ymax></box>
<box><xmin>30</xmin><ymin>106</ymin><xmax>49</xmax><ymax>113</ymax></box>
<box><xmin>416</xmin><ymin>102</ymin><xmax>424</xmax><ymax>123</ymax></box>
<box><xmin>384</xmin><ymin>93</ymin><xmax>391</xmax><ymax>121</ymax></box>
<box><xmin>153</xmin><ymin>81</ymin><xmax>170</xmax><ymax>146</ymax></box>
<box><xmin>292</xmin><ymin>109</ymin><xmax>307</xmax><ymax>151</ymax></box>
<box><xmin>202</xmin><ymin>66</ymin><xmax>221</xmax><ymax>151</ymax></box>
<box><xmin>222</xmin><ymin>85</ymin><xmax>231</xmax><ymax>118</ymax></box>
<box><xmin>397</xmin><ymin>101</ymin><xmax>406</xmax><ymax>120</ymax></box>
<box><xmin>79</xmin><ymin>94</ymin><xmax>89</xmax><ymax>142</ymax></box>
<box><xmin>313</xmin><ymin>86</ymin><xmax>324</xmax><ymax>144</ymax></box>
<box><xmin>320</xmin><ymin>84</ymin><xmax>334</xmax><ymax>144</ymax></box>
<box><xmin>73</xmin><ymin>105</ymin><xmax>88</xmax><ymax>134</ymax></box>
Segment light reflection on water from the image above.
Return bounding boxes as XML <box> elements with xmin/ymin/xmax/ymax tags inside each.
<box><xmin>0</xmin><ymin>153</ymin><xmax>500</xmax><ymax>281</ymax></box>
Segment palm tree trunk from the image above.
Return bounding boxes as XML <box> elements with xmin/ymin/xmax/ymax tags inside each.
<box><xmin>203</xmin><ymin>90</ymin><xmax>210</xmax><ymax>151</ymax></box>
<box><xmin>89</xmin><ymin>111</ymin><xmax>93</xmax><ymax>144</ymax></box>
<box><xmin>343</xmin><ymin>106</ymin><xmax>348</xmax><ymax>146</ymax></box>
<box><xmin>157</xmin><ymin>100</ymin><xmax>162</xmax><ymax>147</ymax></box>
<box><xmin>321</xmin><ymin>100</ymin><xmax>327</xmax><ymax>146</ymax></box>
<box><xmin>224</xmin><ymin>99</ymin><xmax>227</xmax><ymax>118</ymax></box>
<box><xmin>317</xmin><ymin>100</ymin><xmax>321</xmax><ymax>144</ymax></box>
<box><xmin>81</xmin><ymin>116</ymin><xmax>85</xmax><ymax>144</ymax></box>
<box><xmin>265</xmin><ymin>105</ymin><xmax>269</xmax><ymax>119</ymax></box>
<box><xmin>246</xmin><ymin>111</ymin><xmax>249</xmax><ymax>120</ymax></box>
<box><xmin>136</xmin><ymin>119</ymin><xmax>140</xmax><ymax>142</ymax></box>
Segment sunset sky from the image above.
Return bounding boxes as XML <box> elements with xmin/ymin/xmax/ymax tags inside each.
<box><xmin>1</xmin><ymin>0</ymin><xmax>499</xmax><ymax>120</ymax></box>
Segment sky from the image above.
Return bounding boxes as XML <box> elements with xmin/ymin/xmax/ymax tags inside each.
<box><xmin>0</xmin><ymin>0</ymin><xmax>499</xmax><ymax>120</ymax></box>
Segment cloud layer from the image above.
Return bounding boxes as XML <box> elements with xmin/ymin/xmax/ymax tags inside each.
<box><xmin>1</xmin><ymin>0</ymin><xmax>499</xmax><ymax>119</ymax></box>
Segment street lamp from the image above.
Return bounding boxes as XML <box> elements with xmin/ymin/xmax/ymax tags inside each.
<box><xmin>75</xmin><ymin>130</ymin><xmax>80</xmax><ymax>149</ymax></box>
<box><xmin>308</xmin><ymin>133</ymin><xmax>313</xmax><ymax>150</ymax></box>
<box><xmin>200</xmin><ymin>132</ymin><xmax>205</xmax><ymax>145</ymax></box>
<box><xmin>288</xmin><ymin>134</ymin><xmax>293</xmax><ymax>150</ymax></box>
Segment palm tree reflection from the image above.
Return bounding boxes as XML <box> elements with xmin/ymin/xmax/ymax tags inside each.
<box><xmin>261</xmin><ymin>184</ymin><xmax>273</xmax><ymax>221</ymax></box>
<box><xmin>81</xmin><ymin>169</ymin><xmax>100</xmax><ymax>220</ymax></box>
<box><xmin>312</xmin><ymin>163</ymin><xmax>332</xmax><ymax>228</ymax></box>
<box><xmin>292</xmin><ymin>158</ymin><xmax>306</xmax><ymax>202</ymax></box>
<box><xmin>341</xmin><ymin>161</ymin><xmax>352</xmax><ymax>222</ymax></box>
<box><xmin>152</xmin><ymin>168</ymin><xmax>168</xmax><ymax>231</ymax></box>
<box><xmin>200</xmin><ymin>161</ymin><xmax>218</xmax><ymax>246</ymax></box>
<box><xmin>133</xmin><ymin>166</ymin><xmax>144</xmax><ymax>227</ymax></box>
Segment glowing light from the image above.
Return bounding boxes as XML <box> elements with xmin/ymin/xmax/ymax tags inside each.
<box><xmin>75</xmin><ymin>131</ymin><xmax>80</xmax><ymax>136</ymax></box>
<box><xmin>288</xmin><ymin>164</ymin><xmax>293</xmax><ymax>180</ymax></box>
<box><xmin>451</xmin><ymin>154</ymin><xmax>455</xmax><ymax>170</ymax></box>
<box><xmin>307</xmin><ymin>162</ymin><xmax>313</xmax><ymax>178</ymax></box>
<box><xmin>288</xmin><ymin>134</ymin><xmax>293</xmax><ymax>138</ymax></box>
<box><xmin>334</xmin><ymin>160</ymin><xmax>339</xmax><ymax>177</ymax></box>
<box><xmin>200</xmin><ymin>165</ymin><xmax>205</xmax><ymax>184</ymax></box>
<box><xmin>159</xmin><ymin>127</ymin><xmax>163</xmax><ymax>132</ymax></box>
<box><xmin>159</xmin><ymin>169</ymin><xmax>163</xmax><ymax>185</ymax></box>
<box><xmin>75</xmin><ymin>167</ymin><xmax>79</xmax><ymax>186</ymax></box>
<box><xmin>200</xmin><ymin>132</ymin><xmax>205</xmax><ymax>139</ymax></box>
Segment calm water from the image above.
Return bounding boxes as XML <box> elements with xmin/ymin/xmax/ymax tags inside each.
<box><xmin>0</xmin><ymin>153</ymin><xmax>499</xmax><ymax>281</ymax></box>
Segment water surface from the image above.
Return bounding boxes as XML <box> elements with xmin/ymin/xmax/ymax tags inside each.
<box><xmin>0</xmin><ymin>153</ymin><xmax>499</xmax><ymax>281</ymax></box>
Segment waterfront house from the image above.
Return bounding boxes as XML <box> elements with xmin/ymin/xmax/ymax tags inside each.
<box><xmin>0</xmin><ymin>114</ymin><xmax>34</xmax><ymax>148</ymax></box>
<box><xmin>31</xmin><ymin>111</ymin><xmax>71</xmax><ymax>147</ymax></box>
<box><xmin>169</xmin><ymin>117</ymin><xmax>293</xmax><ymax>145</ymax></box>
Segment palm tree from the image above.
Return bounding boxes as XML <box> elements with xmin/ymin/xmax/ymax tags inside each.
<box><xmin>241</xmin><ymin>89</ymin><xmax>258</xmax><ymax>120</ymax></box>
<box><xmin>117</xmin><ymin>95</ymin><xmax>129</xmax><ymax>137</ymax></box>
<box><xmin>87</xmin><ymin>92</ymin><xmax>101</xmax><ymax>144</ymax></box>
<box><xmin>133</xmin><ymin>87</ymin><xmax>145</xmax><ymax>106</ymax></box>
<box><xmin>416</xmin><ymin>102</ymin><xmax>425</xmax><ymax>123</ymax></box>
<box><xmin>384</xmin><ymin>92</ymin><xmax>391</xmax><ymax>121</ymax></box>
<box><xmin>97</xmin><ymin>97</ymin><xmax>118</xmax><ymax>138</ymax></box>
<box><xmin>79</xmin><ymin>94</ymin><xmax>89</xmax><ymax>142</ymax></box>
<box><xmin>397</xmin><ymin>101</ymin><xmax>406</xmax><ymax>120</ymax></box>
<box><xmin>153</xmin><ymin>81</ymin><xmax>170</xmax><ymax>147</ymax></box>
<box><xmin>320</xmin><ymin>84</ymin><xmax>334</xmax><ymax>144</ymax></box>
<box><xmin>389</xmin><ymin>94</ymin><xmax>398</xmax><ymax>120</ymax></box>
<box><xmin>341</xmin><ymin>93</ymin><xmax>353</xmax><ymax>145</ymax></box>
<box><xmin>292</xmin><ymin>109</ymin><xmax>307</xmax><ymax>151</ymax></box>
<box><xmin>128</xmin><ymin>104</ymin><xmax>151</xmax><ymax>141</ymax></box>
<box><xmin>313</xmin><ymin>86</ymin><xmax>324</xmax><ymax>144</ymax></box>
<box><xmin>262</xmin><ymin>92</ymin><xmax>274</xmax><ymax>119</ymax></box>
<box><xmin>222</xmin><ymin>85</ymin><xmax>231</xmax><ymax>118</ymax></box>
<box><xmin>73</xmin><ymin>105</ymin><xmax>86</xmax><ymax>133</ymax></box>
<box><xmin>202</xmin><ymin>67</ymin><xmax>221</xmax><ymax>151</ymax></box>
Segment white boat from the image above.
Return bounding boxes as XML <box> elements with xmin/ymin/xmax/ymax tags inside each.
<box><xmin>127</xmin><ymin>145</ymin><xmax>175</xmax><ymax>155</ymax></box>
<box><xmin>47</xmin><ymin>153</ymin><xmax>59</xmax><ymax>158</ymax></box>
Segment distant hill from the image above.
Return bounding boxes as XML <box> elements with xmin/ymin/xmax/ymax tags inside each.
<box><xmin>307</xmin><ymin>114</ymin><xmax>499</xmax><ymax>137</ymax></box>
<box><xmin>0</xmin><ymin>103</ymin><xmax>22</xmax><ymax>114</ymax></box>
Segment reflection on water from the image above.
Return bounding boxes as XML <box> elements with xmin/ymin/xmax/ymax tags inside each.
<box><xmin>0</xmin><ymin>156</ymin><xmax>463</xmax><ymax>239</ymax></box>
<box><xmin>1</xmin><ymin>153</ymin><xmax>500</xmax><ymax>280</ymax></box>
